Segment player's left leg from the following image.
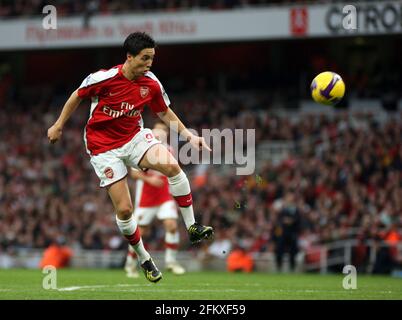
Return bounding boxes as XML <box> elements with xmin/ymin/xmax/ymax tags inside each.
<box><xmin>139</xmin><ymin>143</ymin><xmax>213</xmax><ymax>244</ymax></box>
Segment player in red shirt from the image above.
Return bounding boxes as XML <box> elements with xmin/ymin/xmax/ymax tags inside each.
<box><xmin>125</xmin><ymin>121</ymin><xmax>185</xmax><ymax>277</ymax></box>
<box><xmin>47</xmin><ymin>32</ymin><xmax>213</xmax><ymax>283</ymax></box>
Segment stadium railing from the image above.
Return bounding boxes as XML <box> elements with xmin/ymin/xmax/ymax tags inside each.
<box><xmin>1</xmin><ymin>239</ymin><xmax>401</xmax><ymax>275</ymax></box>
<box><xmin>303</xmin><ymin>239</ymin><xmax>402</xmax><ymax>274</ymax></box>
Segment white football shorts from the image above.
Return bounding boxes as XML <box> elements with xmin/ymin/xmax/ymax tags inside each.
<box><xmin>134</xmin><ymin>200</ymin><xmax>178</xmax><ymax>226</ymax></box>
<box><xmin>89</xmin><ymin>128</ymin><xmax>161</xmax><ymax>187</ymax></box>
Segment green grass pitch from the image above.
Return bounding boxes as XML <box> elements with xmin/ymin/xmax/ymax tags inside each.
<box><xmin>0</xmin><ymin>269</ymin><xmax>401</xmax><ymax>300</ymax></box>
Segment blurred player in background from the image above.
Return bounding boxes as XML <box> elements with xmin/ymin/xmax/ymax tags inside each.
<box><xmin>125</xmin><ymin>121</ymin><xmax>185</xmax><ymax>278</ymax></box>
<box><xmin>47</xmin><ymin>32</ymin><xmax>213</xmax><ymax>283</ymax></box>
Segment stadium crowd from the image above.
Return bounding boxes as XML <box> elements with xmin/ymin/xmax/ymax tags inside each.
<box><xmin>0</xmin><ymin>82</ymin><xmax>401</xmax><ymax>274</ymax></box>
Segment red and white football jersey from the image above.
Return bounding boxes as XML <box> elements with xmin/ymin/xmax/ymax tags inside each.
<box><xmin>135</xmin><ymin>145</ymin><xmax>175</xmax><ymax>207</ymax></box>
<box><xmin>77</xmin><ymin>64</ymin><xmax>170</xmax><ymax>155</ymax></box>
<box><xmin>135</xmin><ymin>170</ymin><xmax>173</xmax><ymax>207</ymax></box>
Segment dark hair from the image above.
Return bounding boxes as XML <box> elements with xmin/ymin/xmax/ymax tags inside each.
<box><xmin>123</xmin><ymin>32</ymin><xmax>156</xmax><ymax>56</ymax></box>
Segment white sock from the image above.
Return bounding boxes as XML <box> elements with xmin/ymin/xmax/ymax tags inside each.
<box><xmin>131</xmin><ymin>240</ymin><xmax>150</xmax><ymax>264</ymax></box>
<box><xmin>168</xmin><ymin>171</ymin><xmax>196</xmax><ymax>229</ymax></box>
<box><xmin>165</xmin><ymin>231</ymin><xmax>179</xmax><ymax>264</ymax></box>
<box><xmin>128</xmin><ymin>245</ymin><xmax>136</xmax><ymax>254</ymax></box>
<box><xmin>115</xmin><ymin>215</ymin><xmax>150</xmax><ymax>264</ymax></box>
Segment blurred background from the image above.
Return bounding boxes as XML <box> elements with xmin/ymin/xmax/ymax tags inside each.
<box><xmin>0</xmin><ymin>0</ymin><xmax>401</xmax><ymax>276</ymax></box>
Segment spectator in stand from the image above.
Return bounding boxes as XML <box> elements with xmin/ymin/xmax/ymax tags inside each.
<box><xmin>39</xmin><ymin>236</ymin><xmax>73</xmax><ymax>269</ymax></box>
<box><xmin>227</xmin><ymin>243</ymin><xmax>254</xmax><ymax>273</ymax></box>
<box><xmin>272</xmin><ymin>191</ymin><xmax>301</xmax><ymax>272</ymax></box>
<box><xmin>372</xmin><ymin>225</ymin><xmax>402</xmax><ymax>274</ymax></box>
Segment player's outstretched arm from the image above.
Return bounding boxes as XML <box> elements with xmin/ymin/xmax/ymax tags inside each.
<box><xmin>157</xmin><ymin>107</ymin><xmax>211</xmax><ymax>152</ymax></box>
<box><xmin>47</xmin><ymin>90</ymin><xmax>82</xmax><ymax>144</ymax></box>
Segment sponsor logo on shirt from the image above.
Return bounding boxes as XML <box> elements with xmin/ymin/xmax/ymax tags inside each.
<box><xmin>102</xmin><ymin>102</ymin><xmax>141</xmax><ymax>118</ymax></box>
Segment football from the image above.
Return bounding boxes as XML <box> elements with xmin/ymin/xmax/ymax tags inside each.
<box><xmin>310</xmin><ymin>71</ymin><xmax>345</xmax><ymax>106</ymax></box>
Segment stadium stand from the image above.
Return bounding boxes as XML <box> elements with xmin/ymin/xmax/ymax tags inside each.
<box><xmin>1</xmin><ymin>83</ymin><xmax>401</xmax><ymax>271</ymax></box>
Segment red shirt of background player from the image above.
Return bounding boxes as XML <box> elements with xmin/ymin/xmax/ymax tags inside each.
<box><xmin>136</xmin><ymin>170</ymin><xmax>172</xmax><ymax>207</ymax></box>
<box><xmin>135</xmin><ymin>145</ymin><xmax>175</xmax><ymax>207</ymax></box>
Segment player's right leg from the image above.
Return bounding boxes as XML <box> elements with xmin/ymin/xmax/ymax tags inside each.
<box><xmin>124</xmin><ymin>225</ymin><xmax>152</xmax><ymax>278</ymax></box>
<box><xmin>125</xmin><ymin>204</ymin><xmax>157</xmax><ymax>278</ymax></box>
<box><xmin>107</xmin><ymin>178</ymin><xmax>162</xmax><ymax>283</ymax></box>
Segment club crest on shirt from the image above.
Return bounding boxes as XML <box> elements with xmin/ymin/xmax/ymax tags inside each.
<box><xmin>104</xmin><ymin>167</ymin><xmax>114</xmax><ymax>179</ymax></box>
<box><xmin>140</xmin><ymin>86</ymin><xmax>149</xmax><ymax>98</ymax></box>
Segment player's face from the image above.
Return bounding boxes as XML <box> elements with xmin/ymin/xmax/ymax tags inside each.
<box><xmin>128</xmin><ymin>48</ymin><xmax>155</xmax><ymax>77</ymax></box>
<box><xmin>153</xmin><ymin>123</ymin><xmax>169</xmax><ymax>143</ymax></box>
